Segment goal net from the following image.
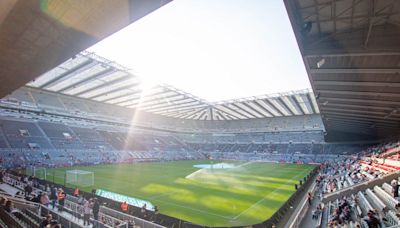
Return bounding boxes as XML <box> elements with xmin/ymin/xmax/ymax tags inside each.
<box><xmin>65</xmin><ymin>170</ymin><xmax>94</xmax><ymax>187</ymax></box>
<box><xmin>26</xmin><ymin>167</ymin><xmax>47</xmax><ymax>180</ymax></box>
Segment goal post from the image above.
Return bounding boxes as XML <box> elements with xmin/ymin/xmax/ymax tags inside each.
<box><xmin>26</xmin><ymin>166</ymin><xmax>47</xmax><ymax>180</ymax></box>
<box><xmin>65</xmin><ymin>170</ymin><xmax>94</xmax><ymax>187</ymax></box>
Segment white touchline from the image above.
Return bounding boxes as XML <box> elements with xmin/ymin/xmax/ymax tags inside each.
<box><xmin>232</xmin><ymin>168</ymin><xmax>311</xmax><ymax>220</ymax></box>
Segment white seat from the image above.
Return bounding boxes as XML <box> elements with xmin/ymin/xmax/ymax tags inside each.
<box><xmin>366</xmin><ymin>188</ymin><xmax>386</xmax><ymax>211</ymax></box>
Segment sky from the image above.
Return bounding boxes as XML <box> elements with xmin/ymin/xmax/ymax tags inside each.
<box><xmin>87</xmin><ymin>0</ymin><xmax>311</xmax><ymax>102</ymax></box>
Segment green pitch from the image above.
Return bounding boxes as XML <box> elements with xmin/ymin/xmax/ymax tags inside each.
<box><xmin>47</xmin><ymin>160</ymin><xmax>315</xmax><ymax>227</ymax></box>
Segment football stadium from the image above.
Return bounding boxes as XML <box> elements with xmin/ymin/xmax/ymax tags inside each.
<box><xmin>0</xmin><ymin>0</ymin><xmax>400</xmax><ymax>228</ymax></box>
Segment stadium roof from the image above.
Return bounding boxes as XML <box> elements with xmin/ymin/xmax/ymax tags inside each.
<box><xmin>26</xmin><ymin>51</ymin><xmax>319</xmax><ymax>120</ymax></box>
<box><xmin>0</xmin><ymin>0</ymin><xmax>171</xmax><ymax>98</ymax></box>
<box><xmin>284</xmin><ymin>0</ymin><xmax>400</xmax><ymax>140</ymax></box>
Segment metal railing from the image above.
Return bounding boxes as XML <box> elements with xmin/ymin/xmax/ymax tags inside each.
<box><xmin>284</xmin><ymin>180</ymin><xmax>317</xmax><ymax>228</ymax></box>
<box><xmin>100</xmin><ymin>205</ymin><xmax>166</xmax><ymax>228</ymax></box>
<box><xmin>64</xmin><ymin>199</ymin><xmax>123</xmax><ymax>228</ymax></box>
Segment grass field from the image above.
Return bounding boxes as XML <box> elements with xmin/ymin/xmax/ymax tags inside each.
<box><xmin>46</xmin><ymin>160</ymin><xmax>315</xmax><ymax>227</ymax></box>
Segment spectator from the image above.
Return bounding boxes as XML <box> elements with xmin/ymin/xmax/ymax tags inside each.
<box><xmin>307</xmin><ymin>192</ymin><xmax>313</xmax><ymax>205</ymax></box>
<box><xmin>141</xmin><ymin>203</ymin><xmax>147</xmax><ymax>218</ymax></box>
<box><xmin>0</xmin><ymin>197</ymin><xmax>6</xmax><ymax>208</ymax></box>
<box><xmin>78</xmin><ymin>194</ymin><xmax>85</xmax><ymax>205</ymax></box>
<box><xmin>40</xmin><ymin>214</ymin><xmax>52</xmax><ymax>228</ymax></box>
<box><xmin>92</xmin><ymin>198</ymin><xmax>100</xmax><ymax>221</ymax></box>
<box><xmin>57</xmin><ymin>188</ymin><xmax>66</xmax><ymax>212</ymax></box>
<box><xmin>40</xmin><ymin>192</ymin><xmax>50</xmax><ymax>207</ymax></box>
<box><xmin>121</xmin><ymin>201</ymin><xmax>128</xmax><ymax>213</ymax></box>
<box><xmin>73</xmin><ymin>186</ymin><xmax>80</xmax><ymax>197</ymax></box>
<box><xmin>83</xmin><ymin>199</ymin><xmax>92</xmax><ymax>226</ymax></box>
<box><xmin>31</xmin><ymin>192</ymin><xmax>41</xmax><ymax>203</ymax></box>
<box><xmin>392</xmin><ymin>180</ymin><xmax>399</xmax><ymax>198</ymax></box>
<box><xmin>4</xmin><ymin>200</ymin><xmax>16</xmax><ymax>213</ymax></box>
<box><xmin>363</xmin><ymin>210</ymin><xmax>381</xmax><ymax>228</ymax></box>
<box><xmin>45</xmin><ymin>184</ymin><xmax>51</xmax><ymax>193</ymax></box>
<box><xmin>24</xmin><ymin>183</ymin><xmax>33</xmax><ymax>197</ymax></box>
<box><xmin>127</xmin><ymin>220</ymin><xmax>135</xmax><ymax>228</ymax></box>
<box><xmin>50</xmin><ymin>187</ymin><xmax>57</xmax><ymax>209</ymax></box>
<box><xmin>329</xmin><ymin>208</ymin><xmax>341</xmax><ymax>225</ymax></box>
<box><xmin>49</xmin><ymin>220</ymin><xmax>61</xmax><ymax>228</ymax></box>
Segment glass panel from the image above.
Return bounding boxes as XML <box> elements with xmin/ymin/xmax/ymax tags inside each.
<box><xmin>257</xmin><ymin>100</ymin><xmax>281</xmax><ymax>116</ymax></box>
<box><xmin>235</xmin><ymin>103</ymin><xmax>263</xmax><ymax>118</ymax></box>
<box><xmin>79</xmin><ymin>78</ymin><xmax>138</xmax><ymax>98</ymax></box>
<box><xmin>64</xmin><ymin>71</ymin><xmax>128</xmax><ymax>95</ymax></box>
<box><xmin>93</xmin><ymin>88</ymin><xmax>141</xmax><ymax>102</ymax></box>
<box><xmin>268</xmin><ymin>98</ymin><xmax>289</xmax><ymax>116</ymax></box>
<box><xmin>296</xmin><ymin>94</ymin><xmax>311</xmax><ymax>114</ymax></box>
<box><xmin>46</xmin><ymin>64</ymin><xmax>109</xmax><ymax>91</ymax></box>
<box><xmin>246</xmin><ymin>102</ymin><xmax>273</xmax><ymax>117</ymax></box>
<box><xmin>225</xmin><ymin>104</ymin><xmax>251</xmax><ymax>118</ymax></box>
<box><xmin>27</xmin><ymin>56</ymin><xmax>89</xmax><ymax>87</ymax></box>
<box><xmin>106</xmin><ymin>93</ymin><xmax>142</xmax><ymax>104</ymax></box>
<box><xmin>281</xmin><ymin>96</ymin><xmax>301</xmax><ymax>115</ymax></box>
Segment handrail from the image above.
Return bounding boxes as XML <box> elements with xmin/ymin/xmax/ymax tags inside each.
<box><xmin>323</xmin><ymin>171</ymin><xmax>400</xmax><ymax>203</ymax></box>
<box><xmin>0</xmin><ymin>192</ymin><xmax>41</xmax><ymax>208</ymax></box>
<box><xmin>100</xmin><ymin>205</ymin><xmax>166</xmax><ymax>228</ymax></box>
<box><xmin>64</xmin><ymin>199</ymin><xmax>121</xmax><ymax>228</ymax></box>
<box><xmin>284</xmin><ymin>180</ymin><xmax>317</xmax><ymax>228</ymax></box>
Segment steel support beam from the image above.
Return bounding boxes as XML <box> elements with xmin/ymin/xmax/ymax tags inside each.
<box><xmin>310</xmin><ymin>68</ymin><xmax>400</xmax><ymax>74</ymax></box>
<box><xmin>314</xmin><ymin>81</ymin><xmax>400</xmax><ymax>87</ymax></box>
<box><xmin>318</xmin><ymin>90</ymin><xmax>400</xmax><ymax>98</ymax></box>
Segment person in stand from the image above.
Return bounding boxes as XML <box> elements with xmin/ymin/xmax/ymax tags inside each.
<box><xmin>24</xmin><ymin>183</ymin><xmax>33</xmax><ymax>197</ymax></box>
<box><xmin>307</xmin><ymin>192</ymin><xmax>313</xmax><ymax>206</ymax></box>
<box><xmin>363</xmin><ymin>210</ymin><xmax>381</xmax><ymax>228</ymax></box>
<box><xmin>152</xmin><ymin>205</ymin><xmax>159</xmax><ymax>222</ymax></box>
<box><xmin>121</xmin><ymin>201</ymin><xmax>128</xmax><ymax>213</ymax></box>
<box><xmin>45</xmin><ymin>184</ymin><xmax>51</xmax><ymax>194</ymax></box>
<box><xmin>127</xmin><ymin>220</ymin><xmax>135</xmax><ymax>228</ymax></box>
<box><xmin>78</xmin><ymin>194</ymin><xmax>85</xmax><ymax>205</ymax></box>
<box><xmin>57</xmin><ymin>188</ymin><xmax>66</xmax><ymax>212</ymax></box>
<box><xmin>73</xmin><ymin>186</ymin><xmax>80</xmax><ymax>197</ymax></box>
<box><xmin>392</xmin><ymin>180</ymin><xmax>399</xmax><ymax>198</ymax></box>
<box><xmin>40</xmin><ymin>192</ymin><xmax>50</xmax><ymax>207</ymax></box>
<box><xmin>40</xmin><ymin>214</ymin><xmax>52</xmax><ymax>228</ymax></box>
<box><xmin>49</xmin><ymin>220</ymin><xmax>61</xmax><ymax>228</ymax></box>
<box><xmin>4</xmin><ymin>200</ymin><xmax>15</xmax><ymax>213</ymax></box>
<box><xmin>50</xmin><ymin>187</ymin><xmax>57</xmax><ymax>209</ymax></box>
<box><xmin>141</xmin><ymin>203</ymin><xmax>147</xmax><ymax>219</ymax></box>
<box><xmin>92</xmin><ymin>198</ymin><xmax>100</xmax><ymax>221</ymax></box>
<box><xmin>83</xmin><ymin>199</ymin><xmax>92</xmax><ymax>226</ymax></box>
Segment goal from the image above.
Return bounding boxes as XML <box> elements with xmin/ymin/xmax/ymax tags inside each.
<box><xmin>26</xmin><ymin>167</ymin><xmax>47</xmax><ymax>180</ymax></box>
<box><xmin>65</xmin><ymin>170</ymin><xmax>94</xmax><ymax>187</ymax></box>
